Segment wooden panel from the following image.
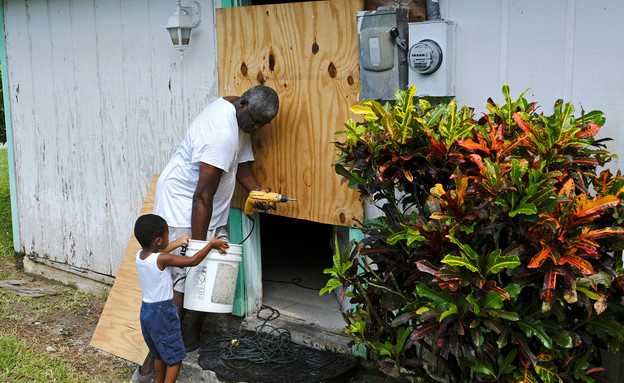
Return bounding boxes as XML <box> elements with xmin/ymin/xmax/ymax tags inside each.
<box><xmin>90</xmin><ymin>175</ymin><xmax>158</xmax><ymax>364</ymax></box>
<box><xmin>216</xmin><ymin>0</ymin><xmax>364</xmax><ymax>227</ymax></box>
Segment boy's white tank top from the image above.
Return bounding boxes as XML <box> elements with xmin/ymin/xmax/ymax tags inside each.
<box><xmin>135</xmin><ymin>251</ymin><xmax>174</xmax><ymax>303</ymax></box>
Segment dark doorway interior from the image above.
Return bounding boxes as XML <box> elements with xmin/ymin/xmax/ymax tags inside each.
<box><xmin>259</xmin><ymin>213</ymin><xmax>345</xmax><ymax>331</ymax></box>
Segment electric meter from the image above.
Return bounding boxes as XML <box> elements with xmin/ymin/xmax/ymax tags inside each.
<box><xmin>408</xmin><ymin>39</ymin><xmax>443</xmax><ymax>75</ymax></box>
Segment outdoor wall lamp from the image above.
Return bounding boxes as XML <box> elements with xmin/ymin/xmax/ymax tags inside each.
<box><xmin>165</xmin><ymin>0</ymin><xmax>201</xmax><ymax>54</ymax></box>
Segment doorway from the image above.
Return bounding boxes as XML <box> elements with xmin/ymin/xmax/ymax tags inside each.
<box><xmin>259</xmin><ymin>214</ymin><xmax>346</xmax><ymax>332</ymax></box>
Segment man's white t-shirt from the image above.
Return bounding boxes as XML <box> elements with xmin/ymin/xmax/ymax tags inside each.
<box><xmin>154</xmin><ymin>97</ymin><xmax>254</xmax><ymax>229</ymax></box>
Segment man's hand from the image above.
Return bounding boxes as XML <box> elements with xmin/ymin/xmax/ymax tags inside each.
<box><xmin>253</xmin><ymin>187</ymin><xmax>277</xmax><ymax>212</ymax></box>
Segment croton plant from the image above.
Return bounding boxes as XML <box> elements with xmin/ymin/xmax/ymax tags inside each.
<box><xmin>322</xmin><ymin>85</ymin><xmax>624</xmax><ymax>382</ymax></box>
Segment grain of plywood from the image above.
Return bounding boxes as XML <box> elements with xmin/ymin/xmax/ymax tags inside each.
<box><xmin>90</xmin><ymin>175</ymin><xmax>158</xmax><ymax>364</ymax></box>
<box><xmin>217</xmin><ymin>0</ymin><xmax>364</xmax><ymax>227</ymax></box>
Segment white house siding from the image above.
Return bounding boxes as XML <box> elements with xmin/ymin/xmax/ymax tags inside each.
<box><xmin>3</xmin><ymin>0</ymin><xmax>220</xmax><ymax>276</ymax></box>
<box><xmin>444</xmin><ymin>0</ymin><xmax>624</xmax><ymax>172</ymax></box>
<box><xmin>3</xmin><ymin>0</ymin><xmax>624</xmax><ymax>279</ymax></box>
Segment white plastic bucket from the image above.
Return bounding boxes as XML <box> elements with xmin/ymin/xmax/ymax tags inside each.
<box><xmin>183</xmin><ymin>240</ymin><xmax>242</xmax><ymax>313</ymax></box>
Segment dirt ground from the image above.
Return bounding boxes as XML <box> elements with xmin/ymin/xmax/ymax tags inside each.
<box><xmin>0</xmin><ymin>254</ymin><xmax>134</xmax><ymax>382</ymax></box>
<box><xmin>0</xmin><ymin>253</ymin><xmax>412</xmax><ymax>383</ymax></box>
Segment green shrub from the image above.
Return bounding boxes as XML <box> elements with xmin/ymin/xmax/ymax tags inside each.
<box><xmin>323</xmin><ymin>85</ymin><xmax>624</xmax><ymax>382</ymax></box>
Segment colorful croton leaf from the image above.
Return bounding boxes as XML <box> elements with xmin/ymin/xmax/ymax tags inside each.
<box><xmin>325</xmin><ymin>84</ymin><xmax>624</xmax><ymax>382</ymax></box>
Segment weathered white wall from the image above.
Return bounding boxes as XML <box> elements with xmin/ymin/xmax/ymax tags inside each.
<box><xmin>3</xmin><ymin>0</ymin><xmax>220</xmax><ymax>276</ymax></box>
<box><xmin>442</xmin><ymin>0</ymin><xmax>624</xmax><ymax>172</ymax></box>
<box><xmin>3</xmin><ymin>0</ymin><xmax>624</xmax><ymax>279</ymax></box>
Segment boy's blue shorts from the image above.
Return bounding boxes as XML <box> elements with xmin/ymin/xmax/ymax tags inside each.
<box><xmin>140</xmin><ymin>299</ymin><xmax>186</xmax><ymax>365</ymax></box>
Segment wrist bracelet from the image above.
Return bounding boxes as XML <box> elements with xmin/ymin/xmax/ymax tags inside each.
<box><xmin>255</xmin><ymin>187</ymin><xmax>263</xmax><ymax>191</ymax></box>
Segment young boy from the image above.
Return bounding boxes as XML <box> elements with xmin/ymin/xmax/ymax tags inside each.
<box><xmin>134</xmin><ymin>214</ymin><xmax>228</xmax><ymax>383</ymax></box>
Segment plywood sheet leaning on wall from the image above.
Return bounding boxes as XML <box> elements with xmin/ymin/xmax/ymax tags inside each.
<box><xmin>217</xmin><ymin>0</ymin><xmax>364</xmax><ymax>227</ymax></box>
<box><xmin>90</xmin><ymin>175</ymin><xmax>158</xmax><ymax>364</ymax></box>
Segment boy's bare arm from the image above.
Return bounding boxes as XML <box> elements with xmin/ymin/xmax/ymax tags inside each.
<box><xmin>157</xmin><ymin>239</ymin><xmax>229</xmax><ymax>270</ymax></box>
<box><xmin>163</xmin><ymin>235</ymin><xmax>191</xmax><ymax>253</ymax></box>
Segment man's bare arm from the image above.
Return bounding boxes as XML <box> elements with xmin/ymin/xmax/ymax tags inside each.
<box><xmin>191</xmin><ymin>162</ymin><xmax>223</xmax><ymax>240</ymax></box>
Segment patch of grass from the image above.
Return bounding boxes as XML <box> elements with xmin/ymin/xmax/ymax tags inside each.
<box><xmin>0</xmin><ymin>149</ymin><xmax>13</xmax><ymax>258</ymax></box>
<box><xmin>24</xmin><ymin>289</ymin><xmax>91</xmax><ymax>313</ymax></box>
<box><xmin>0</xmin><ymin>333</ymin><xmax>105</xmax><ymax>383</ymax></box>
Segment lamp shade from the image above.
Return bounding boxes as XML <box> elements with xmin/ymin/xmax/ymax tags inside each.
<box><xmin>165</xmin><ymin>3</ymin><xmax>197</xmax><ymax>51</ymax></box>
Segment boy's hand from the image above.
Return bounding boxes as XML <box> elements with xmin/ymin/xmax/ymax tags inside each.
<box><xmin>180</xmin><ymin>235</ymin><xmax>191</xmax><ymax>246</ymax></box>
<box><xmin>210</xmin><ymin>239</ymin><xmax>229</xmax><ymax>254</ymax></box>
<box><xmin>163</xmin><ymin>234</ymin><xmax>193</xmax><ymax>254</ymax></box>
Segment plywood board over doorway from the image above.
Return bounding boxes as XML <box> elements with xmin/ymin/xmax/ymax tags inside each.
<box><xmin>217</xmin><ymin>0</ymin><xmax>365</xmax><ymax>227</ymax></box>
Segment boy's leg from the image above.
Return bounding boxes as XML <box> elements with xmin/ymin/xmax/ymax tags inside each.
<box><xmin>136</xmin><ymin>227</ymin><xmax>189</xmax><ymax>380</ymax></box>
<box><xmin>164</xmin><ymin>361</ymin><xmax>182</xmax><ymax>383</ymax></box>
<box><xmin>154</xmin><ymin>358</ymin><xmax>166</xmax><ymax>383</ymax></box>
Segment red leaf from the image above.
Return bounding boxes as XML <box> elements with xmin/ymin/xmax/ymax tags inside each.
<box><xmin>485</xmin><ymin>319</ymin><xmax>502</xmax><ymax>334</ymax></box>
<box><xmin>458</xmin><ymin>138</ymin><xmax>490</xmax><ymax>153</ymax></box>
<box><xmin>559</xmin><ymin>178</ymin><xmax>575</xmax><ymax>198</ymax></box>
<box><xmin>391</xmin><ymin>312</ymin><xmax>420</xmax><ymax>327</ymax></box>
<box><xmin>406</xmin><ymin>323</ymin><xmax>440</xmax><ymax>348</ymax></box>
<box><xmin>528</xmin><ymin>247</ymin><xmax>552</xmax><ymax>268</ymax></box>
<box><xmin>415</xmin><ymin>261</ymin><xmax>439</xmax><ymax>275</ymax></box>
<box><xmin>429</xmin><ymin>136</ymin><xmax>446</xmax><ymax>158</ymax></box>
<box><xmin>514</xmin><ymin>335</ymin><xmax>538</xmax><ymax>367</ymax></box>
<box><xmin>437</xmin><ymin>266</ymin><xmax>464</xmax><ymax>281</ymax></box>
<box><xmin>485</xmin><ymin>281</ymin><xmax>510</xmax><ymax>300</ymax></box>
<box><xmin>578</xmin><ymin>195</ymin><xmax>620</xmax><ymax>217</ymax></box>
<box><xmin>379</xmin><ymin>361</ymin><xmax>395</xmax><ymax>374</ymax></box>
<box><xmin>575</xmin><ymin>122</ymin><xmax>601</xmax><ymax>139</ymax></box>
<box><xmin>558</xmin><ymin>254</ymin><xmax>596</xmax><ymax>274</ymax></box>
<box><xmin>513</xmin><ymin>113</ymin><xmax>532</xmax><ymax>134</ymax></box>
<box><xmin>439</xmin><ymin>280</ymin><xmax>460</xmax><ymax>291</ymax></box>
<box><xmin>440</xmin><ymin>334</ymin><xmax>459</xmax><ymax>360</ymax></box>
<box><xmin>587</xmin><ymin>227</ymin><xmax>624</xmax><ymax>239</ymax></box>
<box><xmin>587</xmin><ymin>367</ymin><xmax>606</xmax><ymax>374</ymax></box>
<box><xmin>542</xmin><ymin>269</ymin><xmax>557</xmax><ymax>302</ymax></box>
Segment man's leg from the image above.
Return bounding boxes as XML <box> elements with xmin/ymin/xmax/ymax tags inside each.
<box><xmin>181</xmin><ymin>225</ymin><xmax>229</xmax><ymax>349</ymax></box>
<box><xmin>138</xmin><ymin>353</ymin><xmax>155</xmax><ymax>376</ymax></box>
<box><xmin>182</xmin><ymin>311</ymin><xmax>206</xmax><ymax>349</ymax></box>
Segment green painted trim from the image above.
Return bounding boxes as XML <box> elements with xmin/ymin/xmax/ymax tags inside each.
<box><xmin>220</xmin><ymin>0</ymin><xmax>251</xmax><ymax>8</ymax></box>
<box><xmin>348</xmin><ymin>228</ymin><xmax>366</xmax><ymax>358</ymax></box>
<box><xmin>0</xmin><ymin>5</ymin><xmax>20</xmax><ymax>252</ymax></box>
<box><xmin>242</xmin><ymin>211</ymin><xmax>262</xmax><ymax>316</ymax></box>
<box><xmin>229</xmin><ymin>207</ymin><xmax>263</xmax><ymax>317</ymax></box>
<box><xmin>229</xmin><ymin>207</ymin><xmax>246</xmax><ymax>316</ymax></box>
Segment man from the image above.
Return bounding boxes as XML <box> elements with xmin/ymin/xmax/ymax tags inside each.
<box><xmin>131</xmin><ymin>85</ymin><xmax>279</xmax><ymax>383</ymax></box>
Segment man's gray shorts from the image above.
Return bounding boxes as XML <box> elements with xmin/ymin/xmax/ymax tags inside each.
<box><xmin>169</xmin><ymin>226</ymin><xmax>229</xmax><ymax>293</ymax></box>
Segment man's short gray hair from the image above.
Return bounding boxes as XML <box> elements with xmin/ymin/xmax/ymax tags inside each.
<box><xmin>242</xmin><ymin>85</ymin><xmax>279</xmax><ymax>120</ymax></box>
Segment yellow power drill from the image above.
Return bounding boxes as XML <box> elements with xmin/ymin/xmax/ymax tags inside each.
<box><xmin>244</xmin><ymin>190</ymin><xmax>296</xmax><ymax>215</ymax></box>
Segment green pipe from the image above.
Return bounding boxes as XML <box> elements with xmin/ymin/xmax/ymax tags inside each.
<box><xmin>0</xmin><ymin>4</ymin><xmax>20</xmax><ymax>252</ymax></box>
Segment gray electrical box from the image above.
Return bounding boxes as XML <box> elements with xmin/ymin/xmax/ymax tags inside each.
<box><xmin>357</xmin><ymin>8</ymin><xmax>409</xmax><ymax>101</ymax></box>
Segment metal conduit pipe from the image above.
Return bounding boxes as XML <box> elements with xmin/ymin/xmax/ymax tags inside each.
<box><xmin>426</xmin><ymin>0</ymin><xmax>441</xmax><ymax>20</ymax></box>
